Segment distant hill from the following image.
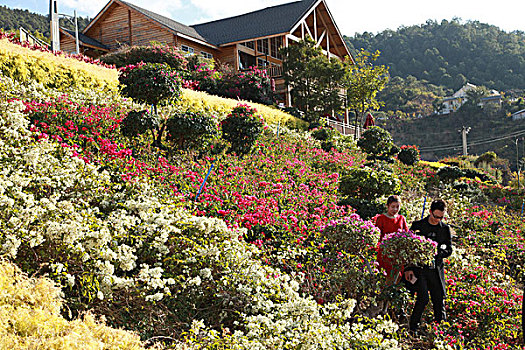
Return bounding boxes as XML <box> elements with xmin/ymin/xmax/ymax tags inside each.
<box><xmin>345</xmin><ymin>19</ymin><xmax>525</xmax><ymax>93</ymax></box>
<box><xmin>0</xmin><ymin>5</ymin><xmax>90</xmax><ymax>41</ymax></box>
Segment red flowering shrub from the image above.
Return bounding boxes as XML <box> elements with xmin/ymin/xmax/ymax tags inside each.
<box><xmin>221</xmin><ymin>104</ymin><xmax>264</xmax><ymax>155</ymax></box>
<box><xmin>119</xmin><ymin>62</ymin><xmax>181</xmax><ymax>107</ymax></box>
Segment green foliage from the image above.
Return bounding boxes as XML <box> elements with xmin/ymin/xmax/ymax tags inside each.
<box><xmin>218</xmin><ymin>66</ymin><xmax>275</xmax><ymax>105</ymax></box>
<box><xmin>221</xmin><ymin>104</ymin><xmax>264</xmax><ymax>155</ymax></box>
<box><xmin>119</xmin><ymin>62</ymin><xmax>181</xmax><ymax>107</ymax></box>
<box><xmin>339</xmin><ymin>166</ymin><xmax>401</xmax><ymax>199</ymax></box>
<box><xmin>474</xmin><ymin>151</ymin><xmax>497</xmax><ymax>166</ymax></box>
<box><xmin>345</xmin><ymin>50</ymin><xmax>389</xmax><ymax>132</ymax></box>
<box><xmin>100</xmin><ymin>44</ymin><xmax>187</xmax><ymax>70</ymax></box>
<box><xmin>377</xmin><ymin>75</ymin><xmax>447</xmax><ymax>116</ymax></box>
<box><xmin>166</xmin><ymin>109</ymin><xmax>217</xmax><ymax>150</ymax></box>
<box><xmin>310</xmin><ymin>127</ymin><xmax>335</xmax><ymax>141</ymax></box>
<box><xmin>281</xmin><ymin>37</ymin><xmax>346</xmax><ymax>122</ymax></box>
<box><xmin>357</xmin><ymin>126</ymin><xmax>398</xmax><ymax>159</ymax></box>
<box><xmin>397</xmin><ymin>145</ymin><xmax>420</xmax><ymax>165</ymax></box>
<box><xmin>436</xmin><ymin>165</ymin><xmax>464</xmax><ymax>183</ymax></box>
<box><xmin>346</xmin><ymin>19</ymin><xmax>525</xmax><ymax>91</ymax></box>
<box><xmin>120</xmin><ymin>109</ymin><xmax>159</xmax><ymax>138</ymax></box>
<box><xmin>337</xmin><ymin>197</ymin><xmax>383</xmax><ymax>220</ymax></box>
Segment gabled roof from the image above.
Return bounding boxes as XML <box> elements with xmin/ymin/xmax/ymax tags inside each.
<box><xmin>192</xmin><ymin>0</ymin><xmax>317</xmax><ymax>46</ymax></box>
<box><xmin>61</xmin><ymin>28</ymin><xmax>109</xmax><ymax>51</ymax></box>
<box><xmin>119</xmin><ymin>0</ymin><xmax>208</xmax><ymax>43</ymax></box>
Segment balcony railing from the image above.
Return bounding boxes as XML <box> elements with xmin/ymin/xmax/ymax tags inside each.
<box><xmin>326</xmin><ymin>117</ymin><xmax>361</xmax><ymax>138</ymax></box>
<box><xmin>241</xmin><ymin>65</ymin><xmax>283</xmax><ymax>78</ymax></box>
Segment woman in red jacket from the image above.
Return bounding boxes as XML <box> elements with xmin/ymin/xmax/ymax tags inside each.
<box><xmin>374</xmin><ymin>195</ymin><xmax>409</xmax><ymax>284</ymax></box>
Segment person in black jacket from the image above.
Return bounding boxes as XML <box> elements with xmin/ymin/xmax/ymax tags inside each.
<box><xmin>403</xmin><ymin>199</ymin><xmax>453</xmax><ymax>333</ymax></box>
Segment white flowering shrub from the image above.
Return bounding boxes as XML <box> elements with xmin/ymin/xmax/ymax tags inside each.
<box><xmin>0</xmin><ymin>96</ymin><xmax>401</xmax><ymax>348</ymax></box>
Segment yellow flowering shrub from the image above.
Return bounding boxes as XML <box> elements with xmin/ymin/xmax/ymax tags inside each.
<box><xmin>0</xmin><ymin>39</ymin><xmax>118</xmax><ymax>91</ymax></box>
<box><xmin>180</xmin><ymin>88</ymin><xmax>308</xmax><ymax>129</ymax></box>
<box><xmin>0</xmin><ymin>260</ymin><xmax>149</xmax><ymax>350</ymax></box>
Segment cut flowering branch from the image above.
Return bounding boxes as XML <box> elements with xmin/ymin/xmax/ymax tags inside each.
<box><xmin>379</xmin><ymin>230</ymin><xmax>437</xmax><ymax>269</ymax></box>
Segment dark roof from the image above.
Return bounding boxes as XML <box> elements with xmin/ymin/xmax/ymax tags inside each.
<box><xmin>62</xmin><ymin>28</ymin><xmax>109</xmax><ymax>50</ymax></box>
<box><xmin>192</xmin><ymin>0</ymin><xmax>317</xmax><ymax>46</ymax></box>
<box><xmin>120</xmin><ymin>0</ymin><xmax>208</xmax><ymax>43</ymax></box>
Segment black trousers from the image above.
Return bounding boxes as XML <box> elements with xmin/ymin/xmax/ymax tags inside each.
<box><xmin>403</xmin><ymin>267</ymin><xmax>446</xmax><ymax>331</ymax></box>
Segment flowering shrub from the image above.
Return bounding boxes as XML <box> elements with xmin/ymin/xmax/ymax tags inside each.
<box><xmin>379</xmin><ymin>230</ymin><xmax>437</xmax><ymax>268</ymax></box>
<box><xmin>218</xmin><ymin>66</ymin><xmax>275</xmax><ymax>105</ymax></box>
<box><xmin>221</xmin><ymin>104</ymin><xmax>264</xmax><ymax>155</ymax></box>
<box><xmin>119</xmin><ymin>62</ymin><xmax>181</xmax><ymax>107</ymax></box>
<box><xmin>0</xmin><ymin>260</ymin><xmax>147</xmax><ymax>349</ymax></box>
<box><xmin>0</xmin><ymin>30</ymin><xmax>114</xmax><ymax>69</ymax></box>
<box><xmin>0</xmin><ymin>37</ymin><xmax>118</xmax><ymax>90</ymax></box>
<box><xmin>397</xmin><ymin>144</ymin><xmax>420</xmax><ymax>166</ymax></box>
<box><xmin>100</xmin><ymin>44</ymin><xmax>187</xmax><ymax>71</ymax></box>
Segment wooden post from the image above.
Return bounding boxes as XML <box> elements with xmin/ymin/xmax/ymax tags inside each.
<box><xmin>128</xmin><ymin>10</ymin><xmax>132</xmax><ymax>46</ymax></box>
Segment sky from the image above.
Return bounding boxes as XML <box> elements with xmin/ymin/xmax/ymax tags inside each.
<box><xmin>2</xmin><ymin>0</ymin><xmax>524</xmax><ymax>36</ymax></box>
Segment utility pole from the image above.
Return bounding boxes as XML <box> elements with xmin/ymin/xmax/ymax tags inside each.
<box><xmin>459</xmin><ymin>126</ymin><xmax>471</xmax><ymax>156</ymax></box>
<box><xmin>517</xmin><ymin>138</ymin><xmax>521</xmax><ymax>192</ymax></box>
<box><xmin>49</xmin><ymin>0</ymin><xmax>60</xmax><ymax>52</ymax></box>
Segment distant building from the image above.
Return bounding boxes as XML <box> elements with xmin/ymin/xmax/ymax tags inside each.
<box><xmin>436</xmin><ymin>83</ymin><xmax>502</xmax><ymax>115</ymax></box>
<box><xmin>512</xmin><ymin>109</ymin><xmax>525</xmax><ymax>120</ymax></box>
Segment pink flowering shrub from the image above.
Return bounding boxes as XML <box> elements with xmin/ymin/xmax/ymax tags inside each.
<box><xmin>379</xmin><ymin>230</ymin><xmax>437</xmax><ymax>268</ymax></box>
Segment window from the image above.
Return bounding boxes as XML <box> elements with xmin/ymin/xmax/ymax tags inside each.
<box><xmin>270</xmin><ymin>37</ymin><xmax>283</xmax><ymax>59</ymax></box>
<box><xmin>257</xmin><ymin>57</ymin><xmax>268</xmax><ymax>67</ymax></box>
<box><xmin>256</xmin><ymin>39</ymin><xmax>269</xmax><ymax>55</ymax></box>
<box><xmin>241</xmin><ymin>41</ymin><xmax>255</xmax><ymax>49</ymax></box>
<box><xmin>201</xmin><ymin>51</ymin><xmax>213</xmax><ymax>59</ymax></box>
<box><xmin>180</xmin><ymin>45</ymin><xmax>194</xmax><ymax>56</ymax></box>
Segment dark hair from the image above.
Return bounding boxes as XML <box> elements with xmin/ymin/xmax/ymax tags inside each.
<box><xmin>430</xmin><ymin>199</ymin><xmax>446</xmax><ymax>212</ymax></box>
<box><xmin>386</xmin><ymin>195</ymin><xmax>400</xmax><ymax>206</ymax></box>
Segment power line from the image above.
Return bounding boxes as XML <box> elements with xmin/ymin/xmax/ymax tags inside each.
<box><xmin>419</xmin><ymin>128</ymin><xmax>525</xmax><ymax>152</ymax></box>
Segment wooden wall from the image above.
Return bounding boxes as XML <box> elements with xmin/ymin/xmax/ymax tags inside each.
<box><xmin>215</xmin><ymin>45</ymin><xmax>237</xmax><ymax>69</ymax></box>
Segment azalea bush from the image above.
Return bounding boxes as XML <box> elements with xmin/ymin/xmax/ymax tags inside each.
<box><xmin>339</xmin><ymin>166</ymin><xmax>401</xmax><ymax>199</ymax></box>
<box><xmin>221</xmin><ymin>104</ymin><xmax>264</xmax><ymax>155</ymax></box>
<box><xmin>100</xmin><ymin>44</ymin><xmax>187</xmax><ymax>70</ymax></box>
<box><xmin>218</xmin><ymin>66</ymin><xmax>275</xmax><ymax>105</ymax></box>
<box><xmin>119</xmin><ymin>62</ymin><xmax>182</xmax><ymax>107</ymax></box>
<box><xmin>379</xmin><ymin>230</ymin><xmax>437</xmax><ymax>268</ymax></box>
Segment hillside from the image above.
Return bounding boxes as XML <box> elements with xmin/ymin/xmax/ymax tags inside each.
<box><xmin>345</xmin><ymin>19</ymin><xmax>525</xmax><ymax>92</ymax></box>
<box><xmin>1</xmin><ymin>28</ymin><xmax>525</xmax><ymax>350</ymax></box>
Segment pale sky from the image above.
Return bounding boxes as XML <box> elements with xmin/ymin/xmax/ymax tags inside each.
<box><xmin>2</xmin><ymin>0</ymin><xmax>524</xmax><ymax>36</ymax></box>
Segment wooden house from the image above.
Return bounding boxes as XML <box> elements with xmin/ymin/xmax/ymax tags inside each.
<box><xmin>59</xmin><ymin>0</ymin><xmax>353</xmax><ymax>106</ymax></box>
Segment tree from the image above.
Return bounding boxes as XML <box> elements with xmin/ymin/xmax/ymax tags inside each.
<box><xmin>281</xmin><ymin>37</ymin><xmax>346</xmax><ymax>123</ymax></box>
<box><xmin>345</xmin><ymin>50</ymin><xmax>389</xmax><ymax>138</ymax></box>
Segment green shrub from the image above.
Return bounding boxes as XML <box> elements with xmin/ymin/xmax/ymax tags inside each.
<box><xmin>221</xmin><ymin>104</ymin><xmax>264</xmax><ymax>155</ymax></box>
<box><xmin>120</xmin><ymin>110</ymin><xmax>159</xmax><ymax>138</ymax></box>
<box><xmin>119</xmin><ymin>62</ymin><xmax>182</xmax><ymax>107</ymax></box>
<box><xmin>166</xmin><ymin>110</ymin><xmax>217</xmax><ymax>150</ymax></box>
<box><xmin>311</xmin><ymin>127</ymin><xmax>335</xmax><ymax>141</ymax></box>
<box><xmin>397</xmin><ymin>145</ymin><xmax>420</xmax><ymax>166</ymax></box>
<box><xmin>436</xmin><ymin>165</ymin><xmax>464</xmax><ymax>183</ymax></box>
<box><xmin>339</xmin><ymin>167</ymin><xmax>401</xmax><ymax>199</ymax></box>
<box><xmin>337</xmin><ymin>197</ymin><xmax>383</xmax><ymax>220</ymax></box>
<box><xmin>357</xmin><ymin>126</ymin><xmax>398</xmax><ymax>159</ymax></box>
<box><xmin>100</xmin><ymin>44</ymin><xmax>187</xmax><ymax>70</ymax></box>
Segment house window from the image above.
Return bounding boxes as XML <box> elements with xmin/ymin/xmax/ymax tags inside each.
<box><xmin>201</xmin><ymin>51</ymin><xmax>213</xmax><ymax>59</ymax></box>
<box><xmin>241</xmin><ymin>41</ymin><xmax>255</xmax><ymax>50</ymax></box>
<box><xmin>270</xmin><ymin>37</ymin><xmax>283</xmax><ymax>59</ymax></box>
<box><xmin>181</xmin><ymin>45</ymin><xmax>194</xmax><ymax>56</ymax></box>
<box><xmin>256</xmin><ymin>38</ymin><xmax>269</xmax><ymax>55</ymax></box>
<box><xmin>257</xmin><ymin>57</ymin><xmax>268</xmax><ymax>67</ymax></box>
